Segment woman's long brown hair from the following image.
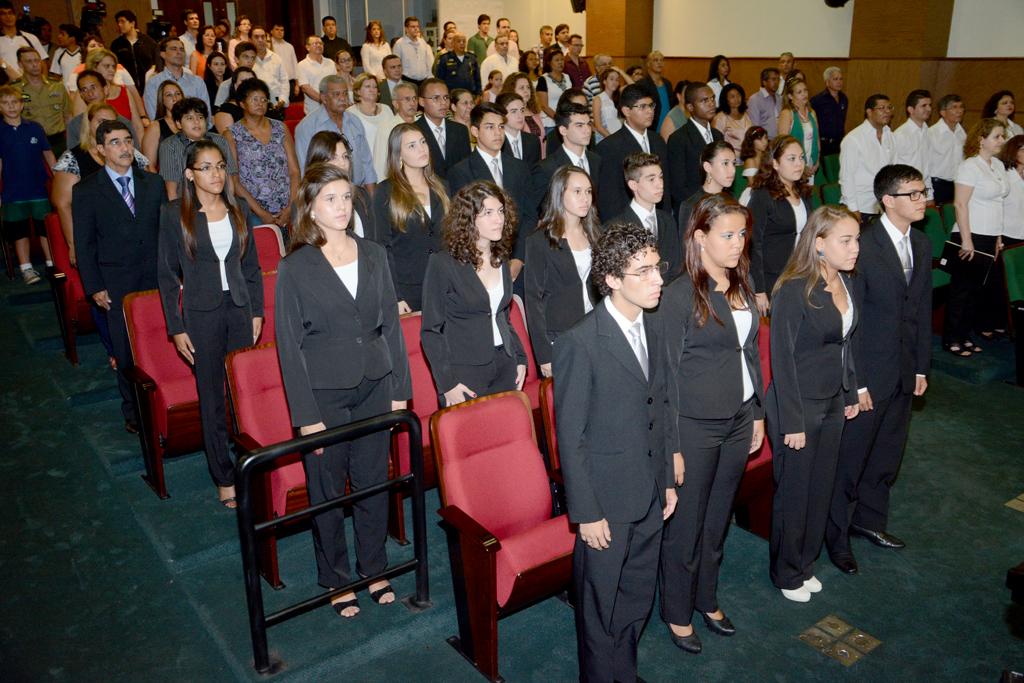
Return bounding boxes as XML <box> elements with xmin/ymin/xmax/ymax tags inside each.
<box><xmin>772</xmin><ymin>204</ymin><xmax>859</xmax><ymax>305</ymax></box>
<box><xmin>384</xmin><ymin>123</ymin><xmax>450</xmax><ymax>233</ymax></box>
<box><xmin>683</xmin><ymin>193</ymin><xmax>754</xmax><ymax>327</ymax></box>
<box><xmin>179</xmin><ymin>140</ymin><xmax>248</xmax><ymax>260</ymax></box>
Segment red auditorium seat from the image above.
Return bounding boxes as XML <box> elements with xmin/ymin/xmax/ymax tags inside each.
<box><xmin>226</xmin><ymin>342</ymin><xmax>308</xmax><ymax>589</ymax></box>
<box><xmin>42</xmin><ymin>212</ymin><xmax>95</xmax><ymax>364</ymax></box>
<box><xmin>122</xmin><ymin>289</ymin><xmax>203</xmax><ymax>499</ymax></box>
<box><xmin>285</xmin><ymin>102</ymin><xmax>305</xmax><ymax>121</ymax></box>
<box><xmin>253</xmin><ymin>224</ymin><xmax>285</xmax><ymax>272</ymax></box>
<box><xmin>538</xmin><ymin>377</ymin><xmax>561</xmax><ymax>476</ymax></box>
<box><xmin>432</xmin><ymin>391</ymin><xmax>574</xmax><ymax>681</ymax></box>
<box><xmin>260</xmin><ymin>271</ymin><xmax>277</xmax><ymax>343</ymax></box>
<box><xmin>733</xmin><ymin>319</ymin><xmax>774</xmax><ymax>539</ymax></box>
<box><xmin>510</xmin><ymin>295</ymin><xmax>541</xmax><ymax>411</ymax></box>
<box><xmin>284</xmin><ymin>118</ymin><xmax>300</xmax><ymax>138</ymax></box>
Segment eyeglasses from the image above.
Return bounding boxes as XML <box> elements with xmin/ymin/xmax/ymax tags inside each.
<box><xmin>889</xmin><ymin>190</ymin><xmax>927</xmax><ymax>201</ymax></box>
<box><xmin>623</xmin><ymin>261</ymin><xmax>669</xmax><ymax>280</ymax></box>
<box><xmin>630</xmin><ymin>103</ymin><xmax>655</xmax><ymax>112</ymax></box>
<box><xmin>192</xmin><ymin>162</ymin><xmax>228</xmax><ymax>173</ymax></box>
<box><xmin>246</xmin><ymin>96</ymin><xmax>269</xmax><ymax>105</ymax></box>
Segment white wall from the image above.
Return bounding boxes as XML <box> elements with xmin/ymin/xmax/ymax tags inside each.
<box><xmin>652</xmin><ymin>0</ymin><xmax>853</xmax><ymax>58</ymax></box>
<box><xmin>947</xmin><ymin>0</ymin><xmax>1024</xmax><ymax>57</ymax></box>
<box><xmin>437</xmin><ymin>0</ymin><xmax>586</xmax><ymax>52</ymax></box>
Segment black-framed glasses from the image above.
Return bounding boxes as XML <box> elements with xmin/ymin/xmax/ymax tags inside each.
<box><xmin>623</xmin><ymin>261</ymin><xmax>669</xmax><ymax>280</ymax></box>
<box><xmin>889</xmin><ymin>190</ymin><xmax>927</xmax><ymax>201</ymax></box>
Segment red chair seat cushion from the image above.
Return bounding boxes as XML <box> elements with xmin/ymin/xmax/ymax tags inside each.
<box><xmin>494</xmin><ymin>514</ymin><xmax>574</xmax><ymax>607</ymax></box>
<box><xmin>151</xmin><ymin>375</ymin><xmax>199</xmax><ymax>443</ymax></box>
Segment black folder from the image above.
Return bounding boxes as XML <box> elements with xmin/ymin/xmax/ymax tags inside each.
<box><xmin>937</xmin><ymin>240</ymin><xmax>996</xmax><ymax>285</ymax></box>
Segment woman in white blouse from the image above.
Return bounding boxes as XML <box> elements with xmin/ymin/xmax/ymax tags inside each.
<box><xmin>706</xmin><ymin>55</ymin><xmax>731</xmax><ymax>101</ymax></box>
<box><xmin>348</xmin><ymin>73</ymin><xmax>394</xmax><ymax>169</ymax></box>
<box><xmin>360</xmin><ymin>21</ymin><xmax>392</xmax><ymax>79</ymax></box>
<box><xmin>537</xmin><ymin>49</ymin><xmax>572</xmax><ymax>134</ymax></box>
<box><xmin>999</xmin><ymin>134</ymin><xmax>1024</xmax><ymax>249</ymax></box>
<box><xmin>592</xmin><ymin>67</ymin><xmax>623</xmax><ymax>143</ymax></box>
<box><xmin>943</xmin><ymin>118</ymin><xmax>1009</xmax><ymax>355</ymax></box>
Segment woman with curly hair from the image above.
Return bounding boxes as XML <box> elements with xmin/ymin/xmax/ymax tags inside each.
<box><xmin>420</xmin><ymin>180</ymin><xmax>527</xmax><ymax>406</ymax></box>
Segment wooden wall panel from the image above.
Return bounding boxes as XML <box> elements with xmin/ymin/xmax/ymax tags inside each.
<box><xmin>586</xmin><ymin>0</ymin><xmax>652</xmax><ymax>62</ymax></box>
<box><xmin>850</xmin><ymin>0</ymin><xmax>955</xmax><ymax>59</ymax></box>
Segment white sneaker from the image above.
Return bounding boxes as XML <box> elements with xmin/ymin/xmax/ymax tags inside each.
<box><xmin>803</xmin><ymin>576</ymin><xmax>822</xmax><ymax>593</ymax></box>
<box><xmin>781</xmin><ymin>586</ymin><xmax>811</xmax><ymax>602</ymax></box>
<box><xmin>21</xmin><ymin>267</ymin><xmax>41</xmax><ymax>285</ymax></box>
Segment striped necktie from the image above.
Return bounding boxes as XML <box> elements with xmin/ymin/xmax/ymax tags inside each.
<box><xmin>117</xmin><ymin>176</ymin><xmax>135</xmax><ymax>216</ymax></box>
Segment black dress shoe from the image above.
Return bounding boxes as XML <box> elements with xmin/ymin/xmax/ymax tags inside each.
<box><xmin>830</xmin><ymin>553</ymin><xmax>859</xmax><ymax>574</ymax></box>
<box><xmin>124</xmin><ymin>419</ymin><xmax>139</xmax><ymax>434</ymax></box>
<box><xmin>701</xmin><ymin>612</ymin><xmax>736</xmax><ymax>636</ymax></box>
<box><xmin>850</xmin><ymin>524</ymin><xmax>905</xmax><ymax>548</ymax></box>
<box><xmin>668</xmin><ymin>626</ymin><xmax>702</xmax><ymax>653</ymax></box>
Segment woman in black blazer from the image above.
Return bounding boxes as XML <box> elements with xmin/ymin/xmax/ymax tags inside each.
<box><xmin>747</xmin><ymin>135</ymin><xmax>813</xmax><ymax>315</ymax></box>
<box><xmin>157</xmin><ymin>140</ymin><xmax>263</xmax><ymax>508</ymax></box>
<box><xmin>525</xmin><ymin>165</ymin><xmax>601</xmax><ymax>377</ymax></box>
<box><xmin>370</xmin><ymin>122</ymin><xmax>450</xmax><ymax>313</ymax></box>
<box><xmin>767</xmin><ymin>204</ymin><xmax>861</xmax><ymax>603</ymax></box>
<box><xmin>303</xmin><ymin>131</ymin><xmax>376</xmax><ymax>241</ymax></box>
<box><xmin>275</xmin><ymin>164</ymin><xmax>411</xmax><ymax>618</ymax></box>
<box><xmin>658</xmin><ymin>194</ymin><xmax>765</xmax><ymax>653</ymax></box>
<box><xmin>421</xmin><ymin>181</ymin><xmax>528</xmax><ymax>406</ymax></box>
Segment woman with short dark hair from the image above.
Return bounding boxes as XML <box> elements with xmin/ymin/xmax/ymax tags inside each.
<box><xmin>712</xmin><ymin>83</ymin><xmax>752</xmax><ymax>155</ymax></box>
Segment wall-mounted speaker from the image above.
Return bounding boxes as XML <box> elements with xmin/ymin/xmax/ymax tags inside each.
<box><xmin>570</xmin><ymin>0</ymin><xmax>586</xmax><ymax>13</ymax></box>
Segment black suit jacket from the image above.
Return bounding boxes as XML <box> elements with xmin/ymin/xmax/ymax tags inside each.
<box><xmin>524</xmin><ymin>229</ymin><xmax>599</xmax><ymax>365</ymax></box>
<box><xmin>156</xmin><ymin>200</ymin><xmax>263</xmax><ymax>336</ymax></box>
<box><xmin>676</xmin><ymin>190</ymin><xmax>711</xmax><ymax>234</ymax></box>
<box><xmin>666</xmin><ymin>120</ymin><xmax>724</xmax><ymax>213</ymax></box>
<box><xmin>553</xmin><ymin>302</ymin><xmax>674</xmax><ymax>524</ymax></box>
<box><xmin>414</xmin><ymin>116</ymin><xmax>471</xmax><ymax>179</ymax></box>
<box><xmin>352</xmin><ymin>185</ymin><xmax>378</xmax><ymax>243</ymax></box>
<box><xmin>446</xmin><ymin>150</ymin><xmax>538</xmax><ymax>260</ymax></box>
<box><xmin>370</xmin><ymin>179</ymin><xmax>447</xmax><ymax>310</ymax></box>
<box><xmin>274</xmin><ymin>240</ymin><xmax>411</xmax><ymax>427</ymax></box>
<box><xmin>748</xmin><ymin>188</ymin><xmax>813</xmax><ymax>295</ymax></box>
<box><xmin>595</xmin><ymin>126</ymin><xmax>673</xmax><ymax>220</ymax></box>
<box><xmin>73</xmin><ymin>166</ymin><xmax>167</xmax><ymax>300</ymax></box>
<box><xmin>531</xmin><ymin>145</ymin><xmax>602</xmax><ymax>214</ymax></box>
<box><xmin>848</xmin><ymin>219</ymin><xmax>932</xmax><ymax>397</ymax></box>
<box><xmin>768</xmin><ymin>275</ymin><xmax>858</xmax><ymax>435</ymax></box>
<box><xmin>658</xmin><ymin>274</ymin><xmax>765</xmax><ymax>420</ymax></box>
<box><xmin>502</xmin><ymin>131</ymin><xmax>541</xmax><ymax>169</ymax></box>
<box><xmin>611</xmin><ymin>206</ymin><xmax>683</xmax><ymax>282</ymax></box>
<box><xmin>420</xmin><ymin>251</ymin><xmax>527</xmax><ymax>393</ymax></box>
<box><xmin>634</xmin><ymin>76</ymin><xmax>675</xmax><ymax>134</ymax></box>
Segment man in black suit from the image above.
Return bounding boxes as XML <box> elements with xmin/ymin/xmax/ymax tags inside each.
<box><xmin>73</xmin><ymin>120</ymin><xmax>167</xmax><ymax>432</ymax></box>
<box><xmin>596</xmin><ymin>84</ymin><xmax>672</xmax><ymax>220</ymax></box>
<box><xmin>414</xmin><ymin>78</ymin><xmax>471</xmax><ymax>179</ymax></box>
<box><xmin>827</xmin><ymin>164</ymin><xmax>932</xmax><ymax>574</ymax></box>
<box><xmin>611</xmin><ymin>152</ymin><xmax>683</xmax><ymax>280</ymax></box>
<box><xmin>667</xmin><ymin>82</ymin><xmax>724</xmax><ymax>213</ymax></box>
<box><xmin>447</xmin><ymin>103</ymin><xmax>536</xmax><ymax>278</ymax></box>
<box><xmin>554</xmin><ymin>220</ymin><xmax>677</xmax><ymax>683</ymax></box>
<box><xmin>496</xmin><ymin>92</ymin><xmax>541</xmax><ymax>168</ymax></box>
<box><xmin>531</xmin><ymin>101</ymin><xmax>602</xmax><ymax>213</ymax></box>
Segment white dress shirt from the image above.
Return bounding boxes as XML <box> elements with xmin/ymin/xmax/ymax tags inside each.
<box><xmin>893</xmin><ymin>119</ymin><xmax>933</xmax><ymax>195</ymax></box>
<box><xmin>360</xmin><ymin>42</ymin><xmax>393</xmax><ymax>79</ymax></box>
<box><xmin>624</xmin><ymin>123</ymin><xmax>651</xmax><ymax>153</ymax></box>
<box><xmin>629</xmin><ymin>200</ymin><xmax>658</xmax><ymax>238</ymax></box>
<box><xmin>478</xmin><ymin>148</ymin><xmax>504</xmax><ymax>185</ymax></box>
<box><xmin>927</xmin><ymin>120</ymin><xmax>967</xmax><ymax>182</ymax></box>
<box><xmin>505</xmin><ymin>130</ymin><xmax>524</xmax><ymax>160</ymax></box>
<box><xmin>480</xmin><ymin>52</ymin><xmax>518</xmax><ymax>80</ymax></box>
<box><xmin>392</xmin><ymin>36</ymin><xmax>434</xmax><ymax>81</ymax></box>
<box><xmin>272</xmin><ymin>38</ymin><xmax>299</xmax><ymax>80</ymax></box>
<box><xmin>954</xmin><ymin>156</ymin><xmax>1009</xmax><ymax>237</ymax></box>
<box><xmin>296</xmin><ymin>55</ymin><xmax>338</xmax><ymax>114</ymax></box>
<box><xmin>604</xmin><ymin>297</ymin><xmax>647</xmax><ymax>370</ymax></box>
<box><xmin>689</xmin><ymin>118</ymin><xmax>715</xmax><ymax>144</ymax></box>
<box><xmin>253</xmin><ymin>51</ymin><xmax>289</xmax><ymax>104</ymax></box>
<box><xmin>1004</xmin><ymin>168</ymin><xmax>1024</xmax><ymax>240</ymax></box>
<box><xmin>562</xmin><ymin>145</ymin><xmax>589</xmax><ymax>174</ymax></box>
<box><xmin>839</xmin><ymin>119</ymin><xmax>895</xmax><ymax>213</ymax></box>
<box><xmin>208</xmin><ymin>214</ymin><xmax>233</xmax><ymax>290</ymax></box>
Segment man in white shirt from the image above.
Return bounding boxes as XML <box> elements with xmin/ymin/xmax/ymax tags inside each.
<box><xmin>893</xmin><ymin>89</ymin><xmax>934</xmax><ymax>200</ymax></box>
<box><xmin>251</xmin><ymin>26</ymin><xmax>289</xmax><ymax>110</ymax></box>
<box><xmin>480</xmin><ymin>35</ymin><xmax>518</xmax><ymax>82</ymax></box>
<box><xmin>215</xmin><ymin>42</ymin><xmax>256</xmax><ymax>106</ymax></box>
<box><xmin>0</xmin><ymin>2</ymin><xmax>46</xmax><ymax>80</ymax></box>
<box><xmin>296</xmin><ymin>35</ymin><xmax>336</xmax><ymax>114</ymax></box>
<box><xmin>485</xmin><ymin>18</ymin><xmax>519</xmax><ymax>61</ymax></box>
<box><xmin>373</xmin><ymin>81</ymin><xmax>419</xmax><ymax>181</ymax></box>
<box><xmin>270</xmin><ymin>23</ymin><xmax>298</xmax><ymax>97</ymax></box>
<box><xmin>49</xmin><ymin>23</ymin><xmax>83</xmax><ymax>90</ymax></box>
<box><xmin>392</xmin><ymin>16</ymin><xmax>433</xmax><ymax>84</ymax></box>
<box><xmin>927</xmin><ymin>94</ymin><xmax>967</xmax><ymax>204</ymax></box>
<box><xmin>777</xmin><ymin>52</ymin><xmax>795</xmax><ymax>95</ymax></box>
<box><xmin>840</xmin><ymin>93</ymin><xmax>896</xmax><ymax>221</ymax></box>
<box><xmin>180</xmin><ymin>9</ymin><xmax>200</xmax><ymax>63</ymax></box>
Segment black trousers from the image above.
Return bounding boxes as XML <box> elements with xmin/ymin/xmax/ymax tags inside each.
<box><xmin>769</xmin><ymin>392</ymin><xmax>845</xmax><ymax>590</ymax></box>
<box><xmin>441</xmin><ymin>344</ymin><xmax>517</xmax><ymax>406</ymax></box>
<box><xmin>660</xmin><ymin>399</ymin><xmax>754</xmax><ymax>626</ymax></box>
<box><xmin>185</xmin><ymin>292</ymin><xmax>253</xmax><ymax>487</ymax></box>
<box><xmin>827</xmin><ymin>385</ymin><xmax>912</xmax><ymax>557</ymax></box>
<box><xmin>932</xmin><ymin>178</ymin><xmax>954</xmax><ymax>205</ymax></box>
<box><xmin>108</xmin><ymin>292</ymin><xmax>135</xmax><ymax>421</ymax></box>
<box><xmin>943</xmin><ymin>232</ymin><xmax>1002</xmax><ymax>344</ymax></box>
<box><xmin>575</xmin><ymin>492</ymin><xmax>662</xmax><ymax>683</ymax></box>
<box><xmin>305</xmin><ymin>376</ymin><xmax>391</xmax><ymax>589</ymax></box>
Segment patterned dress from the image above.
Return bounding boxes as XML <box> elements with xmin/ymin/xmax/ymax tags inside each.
<box><xmin>230</xmin><ymin>118</ymin><xmax>290</xmax><ymax>215</ymax></box>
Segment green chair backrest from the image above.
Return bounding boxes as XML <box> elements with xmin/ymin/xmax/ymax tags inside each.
<box><xmin>941</xmin><ymin>203</ymin><xmax>957</xmax><ymax>231</ymax></box>
<box><xmin>732</xmin><ymin>173</ymin><xmax>749</xmax><ymax>199</ymax></box>
<box><xmin>822</xmin><ymin>154</ymin><xmax>840</xmax><ymax>183</ymax></box>
<box><xmin>811</xmin><ymin>185</ymin><xmax>823</xmax><ymax>209</ymax></box>
<box><xmin>822</xmin><ymin>183</ymin><xmax>842</xmax><ymax>205</ymax></box>
<box><xmin>813</xmin><ymin>165</ymin><xmax>826</xmax><ymax>186</ymax></box>
<box><xmin>1004</xmin><ymin>245</ymin><xmax>1024</xmax><ymax>303</ymax></box>
<box><xmin>915</xmin><ymin>207</ymin><xmax>950</xmax><ymax>260</ymax></box>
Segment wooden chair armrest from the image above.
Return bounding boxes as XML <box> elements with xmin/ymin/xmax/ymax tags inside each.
<box><xmin>232</xmin><ymin>432</ymin><xmax>264</xmax><ymax>454</ymax></box>
<box><xmin>122</xmin><ymin>365</ymin><xmax>156</xmax><ymax>392</ymax></box>
<box><xmin>438</xmin><ymin>505</ymin><xmax>501</xmax><ymax>553</ymax></box>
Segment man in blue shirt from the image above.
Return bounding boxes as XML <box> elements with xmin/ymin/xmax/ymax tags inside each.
<box><xmin>293</xmin><ymin>75</ymin><xmax>376</xmax><ymax>188</ymax></box>
<box><xmin>143</xmin><ymin>36</ymin><xmax>209</xmax><ymax>119</ymax></box>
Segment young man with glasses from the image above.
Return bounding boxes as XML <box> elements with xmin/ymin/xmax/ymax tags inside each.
<box><xmin>414</xmin><ymin>78</ymin><xmax>470</xmax><ymax>179</ymax></box>
<box><xmin>564</xmin><ymin>35</ymin><xmax>590</xmax><ymax>89</ymax></box>
<box><xmin>158</xmin><ymin>97</ymin><xmax>238</xmax><ymax>199</ymax></box>
<box><xmin>840</xmin><ymin>94</ymin><xmax>896</xmax><ymax>223</ymax></box>
<box><xmin>827</xmin><ymin>164</ymin><xmax>931</xmax><ymax>576</ymax></box>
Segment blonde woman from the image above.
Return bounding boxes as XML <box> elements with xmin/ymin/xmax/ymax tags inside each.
<box><xmin>76</xmin><ymin>48</ymin><xmax>145</xmax><ymax>141</ymax></box>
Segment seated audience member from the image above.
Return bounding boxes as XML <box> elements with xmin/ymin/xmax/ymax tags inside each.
<box><xmin>447</xmin><ymin>103</ymin><xmax>536</xmax><ymax>278</ymax></box>
<box><xmin>706</xmin><ymin>55</ymin><xmax>731</xmax><ymax>101</ymax></box>
<box><xmin>537</xmin><ymin>47</ymin><xmax>572</xmax><ymax>135</ymax></box>
<box><xmin>810</xmin><ymin>67</ymin><xmax>847</xmax><ymax>157</ymax></box>
<box><xmin>592</xmin><ymin>67</ymin><xmax>623</xmax><ymax>143</ymax></box>
<box><xmin>421</xmin><ymin>181</ymin><xmax>527</xmax><ymax>406</ymax></box>
<box><xmin>668</xmin><ymin>82</ymin><xmax>724</xmax><ymax>213</ymax></box>
<box><xmin>660</xmin><ymin>81</ymin><xmax>690</xmax><ymax>142</ymax></box>
<box><xmin>746</xmin><ymin>68</ymin><xmax>781</xmax><ymax>139</ymax></box>
<box><xmin>611</xmin><ymin>151</ymin><xmax>683</xmax><ymax>279</ymax></box>
<box><xmin>212</xmin><ymin>66</ymin><xmax>254</xmax><ymax>133</ymax></box>
<box><xmin>373</xmin><ymin>81</ymin><xmax>420</xmax><ymax>182</ymax></box>
<box><xmin>677</xmin><ymin>140</ymin><xmax>737</xmax><ymax>230</ymax></box>
<box><xmin>223</xmin><ymin>78</ymin><xmax>299</xmax><ymax>227</ymax></box>
<box><xmin>840</xmin><ymin>94</ymin><xmax>896</xmax><ymax>222</ymax></box>
<box><xmin>293</xmin><ymin>75</ymin><xmax>375</xmax><ymax>185</ymax></box>
<box><xmin>371</xmin><ymin>122</ymin><xmax>450</xmax><ymax>312</ymax></box>
<box><xmin>435</xmin><ymin>32</ymin><xmax>481</xmax><ymax>96</ymax></box>
<box><xmin>893</xmin><ymin>89</ymin><xmax>934</xmax><ymax>199</ymax></box>
<box><xmin>449</xmin><ymin>88</ymin><xmax>474</xmax><ymax>129</ymax></box>
<box><xmin>927</xmin><ymin>94</ymin><xmax>966</xmax><ymax>204</ymax></box>
<box><xmin>984</xmin><ymin>90</ymin><xmax>1024</xmax><ymax>138</ymax></box>
<box><xmin>712</xmin><ymin>83</ymin><xmax>752</xmax><ymax>155</ymax></box>
<box><xmin>525</xmin><ymin>165</ymin><xmax>601</xmax><ymax>377</ymax></box>
<box><xmin>777</xmin><ymin>77</ymin><xmax>821</xmax><ymax>183</ymax></box>
<box><xmin>597</xmin><ymin>84</ymin><xmax>673</xmax><ymax>219</ymax></box>
<box><xmin>634</xmin><ymin>50</ymin><xmax>674</xmax><ymax>132</ymax></box>
<box><xmin>159</xmin><ymin>97</ymin><xmax>237</xmax><ymax>200</ymax></box>
<box><xmin>748</xmin><ymin>135</ymin><xmax>813</xmax><ymax>315</ymax></box>
<box><xmin>496</xmin><ymin>91</ymin><xmax>542</xmax><ymax>167</ymax></box>
<box><xmin>415</xmin><ymin>78</ymin><xmax>471</xmax><ymax>179</ymax></box>
<box><xmin>532</xmin><ymin>101</ymin><xmax>602</xmax><ymax>213</ymax></box>
<box><xmin>305</xmin><ymin>130</ymin><xmax>375</xmax><ymax>239</ymax></box>
<box><xmin>141</xmin><ymin>80</ymin><xmax>183</xmax><ymax>167</ymax></box>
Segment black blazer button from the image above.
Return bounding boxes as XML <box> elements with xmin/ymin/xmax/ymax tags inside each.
<box><xmin>647</xmin><ymin>397</ymin><xmax>653</xmax><ymax>404</ymax></box>
<box><xmin>648</xmin><ymin>421</ymin><xmax>654</xmax><ymax>430</ymax></box>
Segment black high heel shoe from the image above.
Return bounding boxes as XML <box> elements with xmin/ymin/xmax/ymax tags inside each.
<box><xmin>701</xmin><ymin>612</ymin><xmax>736</xmax><ymax>636</ymax></box>
<box><xmin>668</xmin><ymin>625</ymin><xmax>702</xmax><ymax>653</ymax></box>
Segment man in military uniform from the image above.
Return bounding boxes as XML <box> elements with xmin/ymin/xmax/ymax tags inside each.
<box><xmin>434</xmin><ymin>33</ymin><xmax>480</xmax><ymax>97</ymax></box>
<box><xmin>11</xmin><ymin>45</ymin><xmax>69</xmax><ymax>155</ymax></box>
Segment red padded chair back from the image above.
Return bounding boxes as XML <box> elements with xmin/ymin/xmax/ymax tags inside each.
<box><xmin>748</xmin><ymin>319</ymin><xmax>773</xmax><ymax>467</ymax></box>
<box><xmin>285</xmin><ymin>118</ymin><xmax>300</xmax><ymax>138</ymax></box>
<box><xmin>539</xmin><ymin>378</ymin><xmax>560</xmax><ymax>471</ymax></box>
<box><xmin>432</xmin><ymin>391</ymin><xmax>551</xmax><ymax>540</ymax></box>
<box><xmin>254</xmin><ymin>225</ymin><xmax>285</xmax><ymax>272</ymax></box>
<box><xmin>510</xmin><ymin>296</ymin><xmax>541</xmax><ymax>407</ymax></box>
<box><xmin>260</xmin><ymin>271</ymin><xmax>277</xmax><ymax>343</ymax></box>
<box><xmin>43</xmin><ymin>213</ymin><xmax>87</xmax><ymax>304</ymax></box>
<box><xmin>395</xmin><ymin>312</ymin><xmax>438</xmax><ymax>475</ymax></box>
<box><xmin>124</xmin><ymin>289</ymin><xmax>193</xmax><ymax>386</ymax></box>
<box><xmin>285</xmin><ymin>102</ymin><xmax>305</xmax><ymax>121</ymax></box>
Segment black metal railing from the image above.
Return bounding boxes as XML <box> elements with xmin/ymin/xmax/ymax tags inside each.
<box><xmin>235</xmin><ymin>409</ymin><xmax>432</xmax><ymax>673</ymax></box>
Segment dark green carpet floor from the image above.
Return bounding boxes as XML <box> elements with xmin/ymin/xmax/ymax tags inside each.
<box><xmin>1</xmin><ymin>276</ymin><xmax>1023</xmax><ymax>682</ymax></box>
